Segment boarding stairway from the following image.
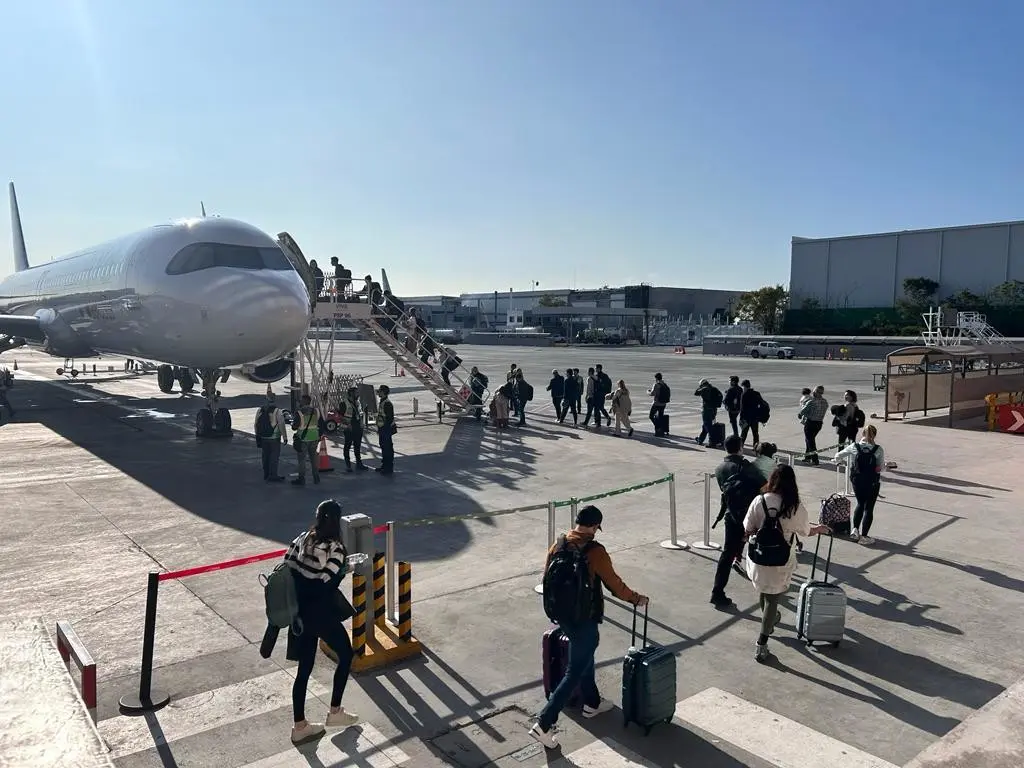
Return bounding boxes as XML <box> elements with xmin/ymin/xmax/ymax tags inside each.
<box><xmin>956</xmin><ymin>311</ymin><xmax>1007</xmax><ymax>343</ymax></box>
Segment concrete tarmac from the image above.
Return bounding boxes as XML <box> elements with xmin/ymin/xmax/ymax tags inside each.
<box><xmin>1</xmin><ymin>343</ymin><xmax>1021</xmax><ymax>767</ymax></box>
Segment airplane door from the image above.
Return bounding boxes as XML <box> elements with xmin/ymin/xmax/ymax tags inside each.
<box><xmin>277</xmin><ymin>232</ymin><xmax>316</xmax><ymax>306</ymax></box>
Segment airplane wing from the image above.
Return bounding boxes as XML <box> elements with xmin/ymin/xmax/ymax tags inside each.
<box><xmin>0</xmin><ymin>314</ymin><xmax>45</xmax><ymax>342</ymax></box>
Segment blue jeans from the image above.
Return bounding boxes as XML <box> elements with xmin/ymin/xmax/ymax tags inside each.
<box><xmin>538</xmin><ymin>621</ymin><xmax>601</xmax><ymax>730</ymax></box>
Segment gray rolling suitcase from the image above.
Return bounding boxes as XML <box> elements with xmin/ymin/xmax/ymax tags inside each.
<box><xmin>796</xmin><ymin>534</ymin><xmax>846</xmax><ymax>648</ymax></box>
<box><xmin>621</xmin><ymin>603</ymin><xmax>676</xmax><ymax>735</ymax></box>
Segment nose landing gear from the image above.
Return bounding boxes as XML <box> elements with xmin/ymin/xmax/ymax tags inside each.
<box><xmin>195</xmin><ymin>368</ymin><xmax>232</xmax><ymax>438</ymax></box>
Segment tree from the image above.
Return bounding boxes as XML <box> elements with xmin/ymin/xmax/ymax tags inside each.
<box><xmin>896</xmin><ymin>277</ymin><xmax>939</xmax><ymax>322</ymax></box>
<box><xmin>537</xmin><ymin>295</ymin><xmax>567</xmax><ymax>307</ymax></box>
<box><xmin>734</xmin><ymin>285</ymin><xmax>789</xmax><ymax>334</ymax></box>
<box><xmin>989</xmin><ymin>280</ymin><xmax>1024</xmax><ymax>308</ymax></box>
<box><xmin>944</xmin><ymin>288</ymin><xmax>987</xmax><ymax>311</ymax></box>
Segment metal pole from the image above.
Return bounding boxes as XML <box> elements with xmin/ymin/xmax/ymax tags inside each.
<box><xmin>534</xmin><ymin>501</ymin><xmax>556</xmax><ymax>594</ymax></box>
<box><xmin>118</xmin><ymin>572</ymin><xmax>170</xmax><ymax>712</ymax></box>
<box><xmin>386</xmin><ymin>521</ymin><xmax>396</xmax><ymax>623</ymax></box>
<box><xmin>692</xmin><ymin>473</ymin><xmax>721</xmax><ymax>550</ymax></box>
<box><xmin>660</xmin><ymin>474</ymin><xmax>688</xmax><ymax>550</ymax></box>
<box><xmin>569</xmin><ymin>499</ymin><xmax>578</xmax><ymax>530</ymax></box>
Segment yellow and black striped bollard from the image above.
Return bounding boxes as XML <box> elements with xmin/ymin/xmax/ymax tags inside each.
<box><xmin>351</xmin><ymin>574</ymin><xmax>367</xmax><ymax>656</ymax></box>
<box><xmin>397</xmin><ymin>562</ymin><xmax>412</xmax><ymax>642</ymax></box>
<box><xmin>372</xmin><ymin>552</ymin><xmax>386</xmax><ymax>628</ymax></box>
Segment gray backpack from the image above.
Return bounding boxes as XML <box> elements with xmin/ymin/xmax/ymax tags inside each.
<box><xmin>260</xmin><ymin>563</ymin><xmax>303</xmax><ymax>634</ymax></box>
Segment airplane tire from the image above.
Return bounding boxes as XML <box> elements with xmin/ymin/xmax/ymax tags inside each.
<box><xmin>158</xmin><ymin>364</ymin><xmax>176</xmax><ymax>394</ymax></box>
<box><xmin>195</xmin><ymin>407</ymin><xmax>213</xmax><ymax>437</ymax></box>
<box><xmin>213</xmin><ymin>407</ymin><xmax>232</xmax><ymax>434</ymax></box>
<box><xmin>178</xmin><ymin>368</ymin><xmax>195</xmax><ymax>393</ymax></box>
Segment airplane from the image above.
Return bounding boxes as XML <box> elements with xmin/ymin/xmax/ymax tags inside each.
<box><xmin>0</xmin><ymin>182</ymin><xmax>312</xmax><ymax>437</ymax></box>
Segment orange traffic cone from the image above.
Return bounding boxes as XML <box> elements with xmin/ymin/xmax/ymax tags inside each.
<box><xmin>317</xmin><ymin>436</ymin><xmax>334</xmax><ymax>473</ymax></box>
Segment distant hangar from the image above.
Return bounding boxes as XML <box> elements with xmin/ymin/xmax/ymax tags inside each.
<box><xmin>789</xmin><ymin>219</ymin><xmax>1024</xmax><ymax>309</ymax></box>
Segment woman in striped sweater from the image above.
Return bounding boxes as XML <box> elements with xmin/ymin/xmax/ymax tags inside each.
<box><xmin>285</xmin><ymin>499</ymin><xmax>359</xmax><ymax>743</ymax></box>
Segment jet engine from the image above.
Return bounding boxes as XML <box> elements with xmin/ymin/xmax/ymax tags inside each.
<box><xmin>237</xmin><ymin>356</ymin><xmax>293</xmax><ymax>384</ymax></box>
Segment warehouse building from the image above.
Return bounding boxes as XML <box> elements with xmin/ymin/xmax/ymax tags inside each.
<box><xmin>789</xmin><ymin>219</ymin><xmax>1024</xmax><ymax>310</ymax></box>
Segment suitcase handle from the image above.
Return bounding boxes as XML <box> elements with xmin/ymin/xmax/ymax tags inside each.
<box><xmin>630</xmin><ymin>601</ymin><xmax>649</xmax><ymax>648</ymax></box>
<box><xmin>810</xmin><ymin>532</ymin><xmax>835</xmax><ymax>583</ymax></box>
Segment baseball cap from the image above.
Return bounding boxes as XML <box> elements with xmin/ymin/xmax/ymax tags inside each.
<box><xmin>575</xmin><ymin>505</ymin><xmax>603</xmax><ymax>530</ymax></box>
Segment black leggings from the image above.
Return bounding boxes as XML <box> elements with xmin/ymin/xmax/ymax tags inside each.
<box><xmin>852</xmin><ymin>478</ymin><xmax>881</xmax><ymax>536</ymax></box>
<box><xmin>292</xmin><ymin>621</ymin><xmax>353</xmax><ymax>723</ymax></box>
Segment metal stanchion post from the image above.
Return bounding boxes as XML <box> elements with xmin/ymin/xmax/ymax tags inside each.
<box><xmin>386</xmin><ymin>521</ymin><xmax>396</xmax><ymax>623</ymax></box>
<box><xmin>660</xmin><ymin>473</ymin><xmax>689</xmax><ymax>550</ymax></box>
<box><xmin>836</xmin><ymin>456</ymin><xmax>853</xmax><ymax>496</ymax></box>
<box><xmin>691</xmin><ymin>473</ymin><xmax>721</xmax><ymax>550</ymax></box>
<box><xmin>118</xmin><ymin>572</ymin><xmax>170</xmax><ymax>712</ymax></box>
<box><xmin>569</xmin><ymin>498</ymin><xmax>578</xmax><ymax>529</ymax></box>
<box><xmin>397</xmin><ymin>562</ymin><xmax>413</xmax><ymax>642</ymax></box>
<box><xmin>534</xmin><ymin>501</ymin><xmax>556</xmax><ymax>594</ymax></box>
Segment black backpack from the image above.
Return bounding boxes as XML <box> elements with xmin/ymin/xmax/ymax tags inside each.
<box><xmin>542</xmin><ymin>537</ymin><xmax>595</xmax><ymax>626</ymax></box>
<box><xmin>709</xmin><ymin>386</ymin><xmax>724</xmax><ymax>410</ymax></box>
<box><xmin>660</xmin><ymin>382</ymin><xmax>671</xmax><ymax>403</ymax></box>
<box><xmin>757</xmin><ymin>397</ymin><xmax>771</xmax><ymax>424</ymax></box>
<box><xmin>521</xmin><ymin>381</ymin><xmax>534</xmax><ymax>402</ymax></box>
<box><xmin>255</xmin><ymin>406</ymin><xmax>275</xmax><ymax>445</ymax></box>
<box><xmin>853</xmin><ymin>407</ymin><xmax>866</xmax><ymax>429</ymax></box>
<box><xmin>747</xmin><ymin>497</ymin><xmax>793</xmax><ymax>566</ymax></box>
<box><xmin>722</xmin><ymin>460</ymin><xmax>764</xmax><ymax>519</ymax></box>
<box><xmin>852</xmin><ymin>443</ymin><xmax>878</xmax><ymax>476</ymax></box>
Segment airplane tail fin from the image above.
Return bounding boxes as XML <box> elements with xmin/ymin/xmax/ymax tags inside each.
<box><xmin>8</xmin><ymin>182</ymin><xmax>29</xmax><ymax>272</ymax></box>
<box><xmin>381</xmin><ymin>268</ymin><xmax>392</xmax><ymax>294</ymax></box>
<box><xmin>200</xmin><ymin>201</ymin><xmax>206</xmax><ymax>218</ymax></box>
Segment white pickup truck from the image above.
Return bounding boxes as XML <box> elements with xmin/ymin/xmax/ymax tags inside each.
<box><xmin>745</xmin><ymin>340</ymin><xmax>796</xmax><ymax>359</ymax></box>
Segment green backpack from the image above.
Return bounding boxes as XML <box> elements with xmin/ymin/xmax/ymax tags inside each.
<box><xmin>260</xmin><ymin>563</ymin><xmax>303</xmax><ymax>634</ymax></box>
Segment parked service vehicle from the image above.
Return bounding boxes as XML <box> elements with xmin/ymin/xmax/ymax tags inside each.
<box><xmin>746</xmin><ymin>340</ymin><xmax>795</xmax><ymax>359</ymax></box>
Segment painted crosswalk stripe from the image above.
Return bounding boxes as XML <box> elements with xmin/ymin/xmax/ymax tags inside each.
<box><xmin>674</xmin><ymin>687</ymin><xmax>898</xmax><ymax>768</ymax></box>
<box><xmin>99</xmin><ymin>669</ymin><xmax>334</xmax><ymax>759</ymax></box>
<box><xmin>236</xmin><ymin>724</ymin><xmax>409</xmax><ymax>767</ymax></box>
<box><xmin>555</xmin><ymin>737</ymin><xmax>656</xmax><ymax>767</ymax></box>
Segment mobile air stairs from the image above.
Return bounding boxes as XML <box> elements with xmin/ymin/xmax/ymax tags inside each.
<box><xmin>921</xmin><ymin>307</ymin><xmax>1009</xmax><ymax>347</ymax></box>
<box><xmin>275</xmin><ymin>233</ymin><xmax>489</xmax><ymax>418</ymax></box>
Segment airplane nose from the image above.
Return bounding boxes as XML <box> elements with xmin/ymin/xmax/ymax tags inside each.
<box><xmin>226</xmin><ymin>275</ymin><xmax>311</xmax><ymax>362</ymax></box>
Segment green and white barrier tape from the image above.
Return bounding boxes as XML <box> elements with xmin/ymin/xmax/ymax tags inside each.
<box><xmin>569</xmin><ymin>473</ymin><xmax>673</xmax><ymax>505</ymax></box>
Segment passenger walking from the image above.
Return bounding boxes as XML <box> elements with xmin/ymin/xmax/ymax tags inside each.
<box><xmin>609</xmin><ymin>379</ymin><xmax>634</xmax><ymax>437</ymax></box>
<box><xmin>710</xmin><ymin>435</ymin><xmax>765</xmax><ymax>609</ymax></box>
<box><xmin>560</xmin><ymin>367</ymin><xmax>580</xmax><ymax>425</ymax></box>
<box><xmin>693</xmin><ymin>378</ymin><xmax>723</xmax><ymax>446</ymax></box>
<box><xmin>743</xmin><ymin>465</ymin><xmax>830</xmax><ymax>662</ymax></box>
<box><xmin>546</xmin><ymin>369</ymin><xmax>565</xmax><ymax>416</ymax></box>
<box><xmin>724</xmin><ymin>376</ymin><xmax>743</xmax><ymax>438</ymax></box>
<box><xmin>339</xmin><ymin>386</ymin><xmax>367</xmax><ymax>472</ymax></box>
<box><xmin>514</xmin><ymin>370</ymin><xmax>533</xmax><ymax>426</ymax></box>
<box><xmin>739</xmin><ymin>379</ymin><xmax>766</xmax><ymax>447</ymax></box>
<box><xmin>594</xmin><ymin>364</ymin><xmax>613</xmax><ymax>427</ymax></box>
<box><xmin>835</xmin><ymin>425</ymin><xmax>884</xmax><ymax>544</ymax></box>
<box><xmin>798</xmin><ymin>385</ymin><xmax>829</xmax><ymax>465</ymax></box>
<box><xmin>840</xmin><ymin>390</ymin><xmax>863</xmax><ymax>445</ymax></box>
<box><xmin>375</xmin><ymin>385</ymin><xmax>396</xmax><ymax>475</ymax></box>
<box><xmin>531</xmin><ymin>505</ymin><xmax>649</xmax><ymax>749</ymax></box>
<box><xmin>648</xmin><ymin>372</ymin><xmax>670</xmax><ymax>436</ymax></box>
<box><xmin>469</xmin><ymin>367</ymin><xmax>489</xmax><ymax>421</ymax></box>
<box><xmin>291</xmin><ymin>394</ymin><xmax>321</xmax><ymax>486</ymax></box>
<box><xmin>284</xmin><ymin>500</ymin><xmax>361</xmax><ymax>742</ymax></box>
<box><xmin>751</xmin><ymin>441</ymin><xmax>777</xmax><ymax>481</ymax></box>
<box><xmin>0</xmin><ymin>367</ymin><xmax>15</xmax><ymax>422</ymax></box>
<box><xmin>439</xmin><ymin>345</ymin><xmax>461</xmax><ymax>386</ymax></box>
<box><xmin>573</xmin><ymin>368</ymin><xmax>584</xmax><ymax>414</ymax></box>
<box><xmin>583</xmin><ymin>368</ymin><xmax>601</xmax><ymax>429</ymax></box>
<box><xmin>254</xmin><ymin>391</ymin><xmax>287</xmax><ymax>482</ymax></box>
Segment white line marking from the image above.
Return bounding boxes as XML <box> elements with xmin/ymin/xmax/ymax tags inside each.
<box><xmin>237</xmin><ymin>723</ymin><xmax>409</xmax><ymax>767</ymax></box>
<box><xmin>555</xmin><ymin>737</ymin><xmax>657</xmax><ymax>767</ymax></box>
<box><xmin>98</xmin><ymin>669</ymin><xmax>331</xmax><ymax>758</ymax></box>
<box><xmin>674</xmin><ymin>687</ymin><xmax>898</xmax><ymax>768</ymax></box>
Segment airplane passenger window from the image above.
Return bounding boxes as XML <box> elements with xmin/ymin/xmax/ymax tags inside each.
<box><xmin>165</xmin><ymin>243</ymin><xmax>295</xmax><ymax>274</ymax></box>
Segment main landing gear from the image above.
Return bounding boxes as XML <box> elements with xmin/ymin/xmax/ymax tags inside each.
<box><xmin>194</xmin><ymin>368</ymin><xmax>232</xmax><ymax>438</ymax></box>
<box><xmin>156</xmin><ymin>364</ymin><xmax>196</xmax><ymax>394</ymax></box>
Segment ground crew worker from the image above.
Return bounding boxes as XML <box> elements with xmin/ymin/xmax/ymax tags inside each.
<box><xmin>291</xmin><ymin>394</ymin><xmax>321</xmax><ymax>486</ymax></box>
<box><xmin>375</xmin><ymin>385</ymin><xmax>396</xmax><ymax>475</ymax></box>
<box><xmin>339</xmin><ymin>386</ymin><xmax>367</xmax><ymax>472</ymax></box>
<box><xmin>0</xmin><ymin>367</ymin><xmax>14</xmax><ymax>422</ymax></box>
<box><xmin>255</xmin><ymin>391</ymin><xmax>287</xmax><ymax>482</ymax></box>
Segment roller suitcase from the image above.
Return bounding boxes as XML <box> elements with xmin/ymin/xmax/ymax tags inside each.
<box><xmin>621</xmin><ymin>604</ymin><xmax>676</xmax><ymax>735</ymax></box>
<box><xmin>709</xmin><ymin>421</ymin><xmax>726</xmax><ymax>448</ymax></box>
<box><xmin>796</xmin><ymin>533</ymin><xmax>846</xmax><ymax>647</ymax></box>
<box><xmin>542</xmin><ymin>627</ymin><xmax>581</xmax><ymax>706</ymax></box>
<box><xmin>655</xmin><ymin>413</ymin><xmax>670</xmax><ymax>436</ymax></box>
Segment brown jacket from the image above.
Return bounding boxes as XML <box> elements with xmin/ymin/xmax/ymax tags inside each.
<box><xmin>547</xmin><ymin>531</ymin><xmax>640</xmax><ymax>621</ymax></box>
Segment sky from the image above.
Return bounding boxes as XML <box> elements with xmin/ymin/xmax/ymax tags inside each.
<box><xmin>2</xmin><ymin>0</ymin><xmax>1023</xmax><ymax>296</ymax></box>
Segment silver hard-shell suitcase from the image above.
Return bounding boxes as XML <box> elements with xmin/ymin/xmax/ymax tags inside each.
<box><xmin>796</xmin><ymin>533</ymin><xmax>846</xmax><ymax>647</ymax></box>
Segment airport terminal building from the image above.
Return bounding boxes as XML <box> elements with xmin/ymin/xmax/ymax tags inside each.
<box><xmin>789</xmin><ymin>219</ymin><xmax>1024</xmax><ymax>310</ymax></box>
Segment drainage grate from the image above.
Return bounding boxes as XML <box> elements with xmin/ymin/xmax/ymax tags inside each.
<box><xmin>428</xmin><ymin>707</ymin><xmax>538</xmax><ymax>768</ymax></box>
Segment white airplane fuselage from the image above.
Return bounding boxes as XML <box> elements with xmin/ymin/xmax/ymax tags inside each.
<box><xmin>0</xmin><ymin>216</ymin><xmax>311</xmax><ymax>369</ymax></box>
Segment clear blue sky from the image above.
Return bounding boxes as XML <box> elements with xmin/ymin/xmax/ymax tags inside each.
<box><xmin>2</xmin><ymin>0</ymin><xmax>1022</xmax><ymax>295</ymax></box>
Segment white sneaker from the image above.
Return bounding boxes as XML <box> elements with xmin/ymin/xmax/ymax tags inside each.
<box><xmin>528</xmin><ymin>723</ymin><xmax>558</xmax><ymax>749</ymax></box>
<box><xmin>291</xmin><ymin>722</ymin><xmax>325</xmax><ymax>743</ymax></box>
<box><xmin>849</xmin><ymin>530</ymin><xmax>860</xmax><ymax>542</ymax></box>
<box><xmin>582</xmin><ymin>699</ymin><xmax>615</xmax><ymax>718</ymax></box>
<box><xmin>326</xmin><ymin>708</ymin><xmax>360</xmax><ymax>728</ymax></box>
<box><xmin>860</xmin><ymin>535</ymin><xmax>875</xmax><ymax>545</ymax></box>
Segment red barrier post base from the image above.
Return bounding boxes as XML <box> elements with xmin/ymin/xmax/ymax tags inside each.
<box><xmin>119</xmin><ymin>572</ymin><xmax>171</xmax><ymax>714</ymax></box>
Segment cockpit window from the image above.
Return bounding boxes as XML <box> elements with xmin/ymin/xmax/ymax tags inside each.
<box><xmin>165</xmin><ymin>243</ymin><xmax>294</xmax><ymax>275</ymax></box>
